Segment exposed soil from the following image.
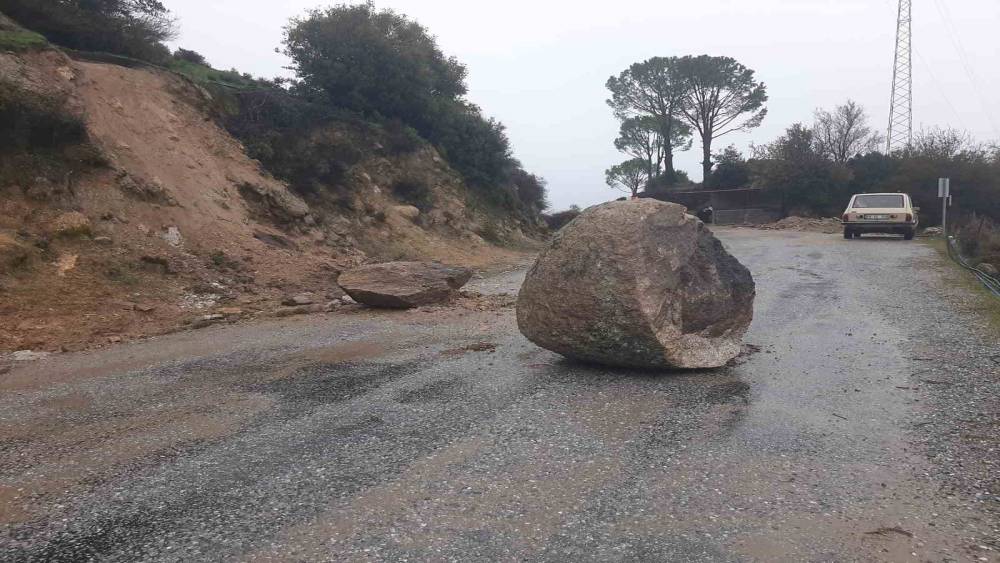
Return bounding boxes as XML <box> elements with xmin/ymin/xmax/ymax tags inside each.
<box><xmin>755</xmin><ymin>215</ymin><xmax>843</xmax><ymax>234</ymax></box>
<box><xmin>0</xmin><ymin>49</ymin><xmax>538</xmax><ymax>354</ymax></box>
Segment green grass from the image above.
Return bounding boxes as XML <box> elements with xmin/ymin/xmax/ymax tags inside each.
<box><xmin>923</xmin><ymin>238</ymin><xmax>1000</xmax><ymax>330</ymax></box>
<box><xmin>0</xmin><ymin>30</ymin><xmax>48</xmax><ymax>52</ymax></box>
<box><xmin>166</xmin><ymin>59</ymin><xmax>263</xmax><ymax>91</ymax></box>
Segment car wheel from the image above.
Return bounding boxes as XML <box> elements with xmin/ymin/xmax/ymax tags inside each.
<box><xmin>903</xmin><ymin>229</ymin><xmax>915</xmax><ymax>240</ymax></box>
<box><xmin>844</xmin><ymin>228</ymin><xmax>853</xmax><ymax>239</ymax></box>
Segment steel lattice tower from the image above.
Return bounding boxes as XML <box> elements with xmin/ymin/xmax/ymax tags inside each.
<box><xmin>887</xmin><ymin>0</ymin><xmax>913</xmax><ymax>153</ymax></box>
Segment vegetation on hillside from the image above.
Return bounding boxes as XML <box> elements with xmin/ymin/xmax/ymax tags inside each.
<box><xmin>280</xmin><ymin>4</ymin><xmax>546</xmax><ymax>216</ymax></box>
<box><xmin>0</xmin><ymin>2</ymin><xmax>548</xmax><ymax>228</ymax></box>
<box><xmin>0</xmin><ymin>0</ymin><xmax>176</xmax><ymax>62</ymax></box>
<box><xmin>0</xmin><ymin>82</ymin><xmax>103</xmax><ymax>192</ymax></box>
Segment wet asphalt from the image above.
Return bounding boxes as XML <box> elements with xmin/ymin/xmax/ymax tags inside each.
<box><xmin>1</xmin><ymin>228</ymin><xmax>998</xmax><ymax>562</ymax></box>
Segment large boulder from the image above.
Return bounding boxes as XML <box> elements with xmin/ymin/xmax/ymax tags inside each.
<box><xmin>337</xmin><ymin>261</ymin><xmax>473</xmax><ymax>309</ymax></box>
<box><xmin>517</xmin><ymin>200</ymin><xmax>755</xmax><ymax>369</ymax></box>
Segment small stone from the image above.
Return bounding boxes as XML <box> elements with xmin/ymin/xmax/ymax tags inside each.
<box><xmin>93</xmin><ymin>236</ymin><xmax>114</xmax><ymax>245</ymax></box>
<box><xmin>55</xmin><ymin>253</ymin><xmax>78</xmax><ymax>276</ymax></box>
<box><xmin>11</xmin><ymin>350</ymin><xmax>50</xmax><ymax>362</ymax></box>
<box><xmin>282</xmin><ymin>293</ymin><xmax>315</xmax><ymax>306</ymax></box>
<box><xmin>161</xmin><ymin>226</ymin><xmax>183</xmax><ymax>247</ymax></box>
<box><xmin>108</xmin><ymin>335</ymin><xmax>122</xmax><ymax>344</ymax></box>
<box><xmin>134</xmin><ymin>304</ymin><xmax>155</xmax><ymax>313</ymax></box>
<box><xmin>274</xmin><ymin>304</ymin><xmax>326</xmax><ymax>317</ymax></box>
<box><xmin>217</xmin><ymin>307</ymin><xmax>243</xmax><ymax>316</ymax></box>
<box><xmin>341</xmin><ymin>295</ymin><xmax>357</xmax><ymax>305</ymax></box>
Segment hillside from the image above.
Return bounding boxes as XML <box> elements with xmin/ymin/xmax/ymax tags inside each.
<box><xmin>0</xmin><ymin>39</ymin><xmax>540</xmax><ymax>353</ymax></box>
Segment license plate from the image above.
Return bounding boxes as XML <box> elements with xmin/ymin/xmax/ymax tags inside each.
<box><xmin>865</xmin><ymin>214</ymin><xmax>889</xmax><ymax>220</ymax></box>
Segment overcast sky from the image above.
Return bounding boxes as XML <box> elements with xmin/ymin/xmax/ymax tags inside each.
<box><xmin>165</xmin><ymin>0</ymin><xmax>1000</xmax><ymax>211</ymax></box>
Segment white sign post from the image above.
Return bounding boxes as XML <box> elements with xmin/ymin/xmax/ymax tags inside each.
<box><xmin>938</xmin><ymin>178</ymin><xmax>951</xmax><ymax>237</ymax></box>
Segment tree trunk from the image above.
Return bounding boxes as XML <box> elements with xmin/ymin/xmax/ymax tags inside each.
<box><xmin>701</xmin><ymin>137</ymin><xmax>713</xmax><ymax>182</ymax></box>
<box><xmin>663</xmin><ymin>146</ymin><xmax>675</xmax><ymax>177</ymax></box>
<box><xmin>661</xmin><ymin>122</ymin><xmax>675</xmax><ymax>177</ymax></box>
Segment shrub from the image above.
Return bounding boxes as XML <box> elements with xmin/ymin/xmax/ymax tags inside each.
<box><xmin>283</xmin><ymin>3</ymin><xmax>466</xmax><ymax>134</ymax></box>
<box><xmin>0</xmin><ymin>82</ymin><xmax>99</xmax><ymax>189</ymax></box>
<box><xmin>173</xmin><ymin>47</ymin><xmax>206</xmax><ymax>66</ymax></box>
<box><xmin>392</xmin><ymin>177</ymin><xmax>432</xmax><ymax>211</ymax></box>
<box><xmin>431</xmin><ymin>103</ymin><xmax>513</xmax><ymax>190</ymax></box>
<box><xmin>0</xmin><ymin>0</ymin><xmax>176</xmax><ymax>63</ymax></box>
<box><xmin>510</xmin><ymin>167</ymin><xmax>548</xmax><ymax>212</ymax></box>
<box><xmin>543</xmin><ymin>205</ymin><xmax>581</xmax><ymax>230</ymax></box>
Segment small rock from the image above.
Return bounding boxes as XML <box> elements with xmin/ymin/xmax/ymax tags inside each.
<box><xmin>50</xmin><ymin>212</ymin><xmax>92</xmax><ymax>238</ymax></box>
<box><xmin>93</xmin><ymin>236</ymin><xmax>114</xmax><ymax>245</ymax></box>
<box><xmin>191</xmin><ymin>313</ymin><xmax>225</xmax><ymax>329</ymax></box>
<box><xmin>341</xmin><ymin>295</ymin><xmax>357</xmax><ymax>305</ymax></box>
<box><xmin>107</xmin><ymin>335</ymin><xmax>122</xmax><ymax>344</ymax></box>
<box><xmin>140</xmin><ymin>255</ymin><xmax>172</xmax><ymax>274</ymax></box>
<box><xmin>282</xmin><ymin>293</ymin><xmax>315</xmax><ymax>306</ymax></box>
<box><xmin>161</xmin><ymin>226</ymin><xmax>182</xmax><ymax>247</ymax></box>
<box><xmin>55</xmin><ymin>253</ymin><xmax>78</xmax><ymax>276</ymax></box>
<box><xmin>134</xmin><ymin>304</ymin><xmax>156</xmax><ymax>313</ymax></box>
<box><xmin>389</xmin><ymin>205</ymin><xmax>421</xmax><ymax>222</ymax></box>
<box><xmin>217</xmin><ymin>307</ymin><xmax>243</xmax><ymax>316</ymax></box>
<box><xmin>325</xmin><ymin>300</ymin><xmax>342</xmax><ymax>312</ymax></box>
<box><xmin>274</xmin><ymin>304</ymin><xmax>326</xmax><ymax>317</ymax></box>
<box><xmin>11</xmin><ymin>350</ymin><xmax>50</xmax><ymax>362</ymax></box>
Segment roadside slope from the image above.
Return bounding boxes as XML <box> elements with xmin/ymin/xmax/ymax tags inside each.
<box><xmin>0</xmin><ymin>46</ymin><xmax>535</xmax><ymax>352</ymax></box>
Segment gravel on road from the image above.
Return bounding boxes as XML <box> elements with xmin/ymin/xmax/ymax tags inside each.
<box><xmin>1</xmin><ymin>228</ymin><xmax>997</xmax><ymax>562</ymax></box>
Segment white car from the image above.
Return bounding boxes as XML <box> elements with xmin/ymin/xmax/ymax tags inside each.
<box><xmin>841</xmin><ymin>193</ymin><xmax>919</xmax><ymax>240</ymax></box>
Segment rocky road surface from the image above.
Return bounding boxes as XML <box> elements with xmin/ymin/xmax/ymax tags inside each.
<box><xmin>2</xmin><ymin>228</ymin><xmax>998</xmax><ymax>562</ymax></box>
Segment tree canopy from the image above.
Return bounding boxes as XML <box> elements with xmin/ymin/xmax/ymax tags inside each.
<box><xmin>0</xmin><ymin>0</ymin><xmax>176</xmax><ymax>62</ymax></box>
<box><xmin>279</xmin><ymin>3</ymin><xmax>546</xmax><ymax>212</ymax></box>
<box><xmin>605</xmin><ymin>159</ymin><xmax>649</xmax><ymax>198</ymax></box>
<box><xmin>675</xmin><ymin>55</ymin><xmax>768</xmax><ymax>181</ymax></box>
<box><xmin>284</xmin><ymin>3</ymin><xmax>467</xmax><ymax>134</ymax></box>
<box><xmin>606</xmin><ymin>57</ymin><xmax>692</xmax><ymax>176</ymax></box>
<box><xmin>813</xmin><ymin>100</ymin><xmax>882</xmax><ymax>163</ymax></box>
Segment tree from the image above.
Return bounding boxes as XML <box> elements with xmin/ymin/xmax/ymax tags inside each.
<box><xmin>813</xmin><ymin>100</ymin><xmax>883</xmax><ymax>163</ymax></box>
<box><xmin>605</xmin><ymin>159</ymin><xmax>649</xmax><ymax>198</ymax></box>
<box><xmin>0</xmin><ymin>0</ymin><xmax>176</xmax><ymax>62</ymax></box>
<box><xmin>607</xmin><ymin>57</ymin><xmax>692</xmax><ymax>176</ymax></box>
<box><xmin>614</xmin><ymin>116</ymin><xmax>662</xmax><ymax>177</ymax></box>
<box><xmin>284</xmin><ymin>3</ymin><xmax>467</xmax><ymax>134</ymax></box>
<box><xmin>173</xmin><ymin>47</ymin><xmax>207</xmax><ymax>66</ymax></box>
<box><xmin>675</xmin><ymin>55</ymin><xmax>767</xmax><ymax>181</ymax></box>
<box><xmin>751</xmin><ymin>124</ymin><xmax>850</xmax><ymax>215</ymax></box>
<box><xmin>707</xmin><ymin>144</ymin><xmax>750</xmax><ymax>189</ymax></box>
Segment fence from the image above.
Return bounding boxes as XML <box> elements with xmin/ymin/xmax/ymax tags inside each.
<box><xmin>712</xmin><ymin>208</ymin><xmax>782</xmax><ymax>226</ymax></box>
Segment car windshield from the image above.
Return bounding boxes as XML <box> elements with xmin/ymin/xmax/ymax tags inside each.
<box><xmin>853</xmin><ymin>194</ymin><xmax>904</xmax><ymax>208</ymax></box>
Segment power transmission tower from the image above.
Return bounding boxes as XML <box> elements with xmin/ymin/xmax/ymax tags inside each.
<box><xmin>887</xmin><ymin>0</ymin><xmax>913</xmax><ymax>153</ymax></box>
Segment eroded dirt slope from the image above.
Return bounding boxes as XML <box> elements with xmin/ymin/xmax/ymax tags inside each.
<box><xmin>0</xmin><ymin>49</ymin><xmax>532</xmax><ymax>353</ymax></box>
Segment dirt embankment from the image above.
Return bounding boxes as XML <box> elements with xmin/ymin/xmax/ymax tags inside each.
<box><xmin>0</xmin><ymin>48</ymin><xmax>536</xmax><ymax>353</ymax></box>
<box><xmin>755</xmin><ymin>216</ymin><xmax>843</xmax><ymax>234</ymax></box>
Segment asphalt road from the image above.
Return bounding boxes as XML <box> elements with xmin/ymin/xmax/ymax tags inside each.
<box><xmin>2</xmin><ymin>228</ymin><xmax>998</xmax><ymax>562</ymax></box>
